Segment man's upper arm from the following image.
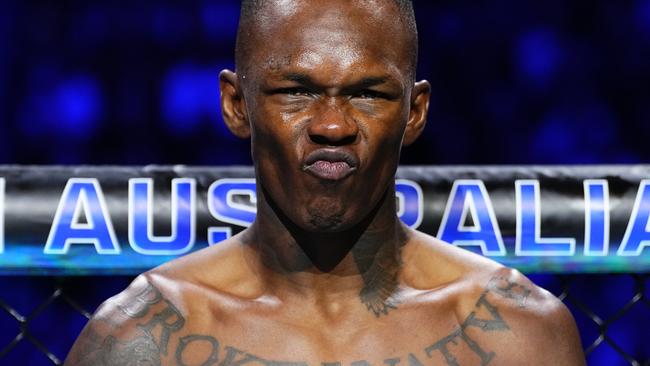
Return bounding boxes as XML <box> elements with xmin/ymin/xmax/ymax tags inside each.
<box><xmin>64</xmin><ymin>274</ymin><xmax>179</xmax><ymax>366</ymax></box>
<box><xmin>535</xmin><ymin>296</ymin><xmax>586</xmax><ymax>366</ymax></box>
<box><xmin>488</xmin><ymin>269</ymin><xmax>586</xmax><ymax>366</ymax></box>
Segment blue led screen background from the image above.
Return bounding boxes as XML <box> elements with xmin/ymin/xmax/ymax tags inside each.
<box><xmin>0</xmin><ymin>0</ymin><xmax>649</xmax><ymax>365</ymax></box>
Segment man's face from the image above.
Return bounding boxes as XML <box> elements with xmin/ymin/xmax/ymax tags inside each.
<box><xmin>223</xmin><ymin>0</ymin><xmax>429</xmax><ymax>232</ymax></box>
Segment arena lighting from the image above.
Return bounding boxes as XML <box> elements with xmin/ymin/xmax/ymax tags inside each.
<box><xmin>0</xmin><ymin>166</ymin><xmax>649</xmax><ymax>274</ymax></box>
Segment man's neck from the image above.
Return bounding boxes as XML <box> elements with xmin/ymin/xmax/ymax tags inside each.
<box><xmin>241</xmin><ymin>185</ymin><xmax>409</xmax><ymax>316</ymax></box>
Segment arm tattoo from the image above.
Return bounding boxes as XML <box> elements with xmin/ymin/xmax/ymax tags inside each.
<box><xmin>69</xmin><ymin>327</ymin><xmax>162</xmax><ymax>366</ymax></box>
<box><xmin>100</xmin><ymin>333</ymin><xmax>162</xmax><ymax>366</ymax></box>
<box><xmin>69</xmin><ymin>283</ymin><xmax>185</xmax><ymax>366</ymax></box>
<box><xmin>486</xmin><ymin>276</ymin><xmax>531</xmax><ymax>308</ymax></box>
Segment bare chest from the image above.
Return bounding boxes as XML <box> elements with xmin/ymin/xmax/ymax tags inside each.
<box><xmin>125</xmin><ymin>302</ymin><xmax>510</xmax><ymax>366</ymax></box>
<box><xmin>112</xmin><ymin>277</ymin><xmax>530</xmax><ymax>366</ymax></box>
<box><xmin>141</xmin><ymin>321</ymin><xmax>506</xmax><ymax>366</ymax></box>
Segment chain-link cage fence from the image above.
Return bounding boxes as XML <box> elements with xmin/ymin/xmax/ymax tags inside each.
<box><xmin>534</xmin><ymin>274</ymin><xmax>650</xmax><ymax>366</ymax></box>
<box><xmin>0</xmin><ymin>274</ymin><xmax>648</xmax><ymax>365</ymax></box>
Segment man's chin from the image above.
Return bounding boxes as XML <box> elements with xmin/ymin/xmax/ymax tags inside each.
<box><xmin>303</xmin><ymin>198</ymin><xmax>352</xmax><ymax>232</ymax></box>
<box><xmin>306</xmin><ymin>213</ymin><xmax>345</xmax><ymax>232</ymax></box>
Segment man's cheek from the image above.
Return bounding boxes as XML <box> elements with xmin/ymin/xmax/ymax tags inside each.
<box><xmin>252</xmin><ymin>125</ymin><xmax>291</xmax><ymax>160</ymax></box>
<box><xmin>372</xmin><ymin>135</ymin><xmax>403</xmax><ymax>159</ymax></box>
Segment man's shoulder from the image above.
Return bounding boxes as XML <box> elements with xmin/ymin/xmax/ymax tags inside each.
<box><xmin>460</xmin><ymin>268</ymin><xmax>585</xmax><ymax>365</ymax></box>
<box><xmin>63</xmin><ymin>275</ymin><xmax>170</xmax><ymax>365</ymax></box>
<box><xmin>404</xmin><ymin>231</ymin><xmax>567</xmax><ymax>322</ymax></box>
<box><xmin>402</xmin><ymin>230</ymin><xmax>506</xmax><ymax>290</ymax></box>
<box><xmin>404</xmin><ymin>231</ymin><xmax>585</xmax><ymax>365</ymax></box>
<box><xmin>63</xmin><ymin>236</ymin><xmax>260</xmax><ymax>365</ymax></box>
<box><xmin>64</xmin><ymin>269</ymin><xmax>235</xmax><ymax>365</ymax></box>
<box><xmin>148</xmin><ymin>233</ymin><xmax>265</xmax><ymax>300</ymax></box>
<box><xmin>113</xmin><ymin>243</ymin><xmax>266</xmax><ymax>317</ymax></box>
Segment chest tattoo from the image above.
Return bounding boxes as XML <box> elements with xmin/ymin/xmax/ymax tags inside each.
<box><xmin>72</xmin><ymin>276</ymin><xmax>531</xmax><ymax>366</ymax></box>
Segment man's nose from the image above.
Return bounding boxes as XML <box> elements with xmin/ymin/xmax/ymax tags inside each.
<box><xmin>307</xmin><ymin>102</ymin><xmax>359</xmax><ymax>146</ymax></box>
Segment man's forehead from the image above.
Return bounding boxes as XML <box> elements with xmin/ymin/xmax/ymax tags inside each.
<box><xmin>245</xmin><ymin>1</ymin><xmax>410</xmax><ymax>74</ymax></box>
<box><xmin>250</xmin><ymin>43</ymin><xmax>408</xmax><ymax>90</ymax></box>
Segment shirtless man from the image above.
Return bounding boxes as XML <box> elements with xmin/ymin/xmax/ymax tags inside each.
<box><xmin>65</xmin><ymin>1</ymin><xmax>586</xmax><ymax>365</ymax></box>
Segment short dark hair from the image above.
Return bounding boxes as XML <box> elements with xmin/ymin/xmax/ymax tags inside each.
<box><xmin>235</xmin><ymin>0</ymin><xmax>418</xmax><ymax>80</ymax></box>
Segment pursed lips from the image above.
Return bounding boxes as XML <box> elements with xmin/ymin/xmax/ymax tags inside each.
<box><xmin>302</xmin><ymin>148</ymin><xmax>359</xmax><ymax>181</ymax></box>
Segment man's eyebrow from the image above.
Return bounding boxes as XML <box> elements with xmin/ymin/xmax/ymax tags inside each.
<box><xmin>280</xmin><ymin>73</ymin><xmax>395</xmax><ymax>89</ymax></box>
<box><xmin>354</xmin><ymin>76</ymin><xmax>391</xmax><ymax>88</ymax></box>
<box><xmin>281</xmin><ymin>73</ymin><xmax>315</xmax><ymax>85</ymax></box>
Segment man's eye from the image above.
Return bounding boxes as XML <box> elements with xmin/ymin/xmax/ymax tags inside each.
<box><xmin>278</xmin><ymin>88</ymin><xmax>311</xmax><ymax>97</ymax></box>
<box><xmin>355</xmin><ymin>90</ymin><xmax>383</xmax><ymax>99</ymax></box>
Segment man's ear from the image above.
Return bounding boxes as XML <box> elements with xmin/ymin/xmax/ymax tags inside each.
<box><xmin>403</xmin><ymin>80</ymin><xmax>431</xmax><ymax>146</ymax></box>
<box><xmin>219</xmin><ymin>69</ymin><xmax>250</xmax><ymax>139</ymax></box>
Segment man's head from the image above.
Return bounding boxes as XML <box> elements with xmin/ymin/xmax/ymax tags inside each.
<box><xmin>220</xmin><ymin>0</ymin><xmax>430</xmax><ymax>233</ymax></box>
